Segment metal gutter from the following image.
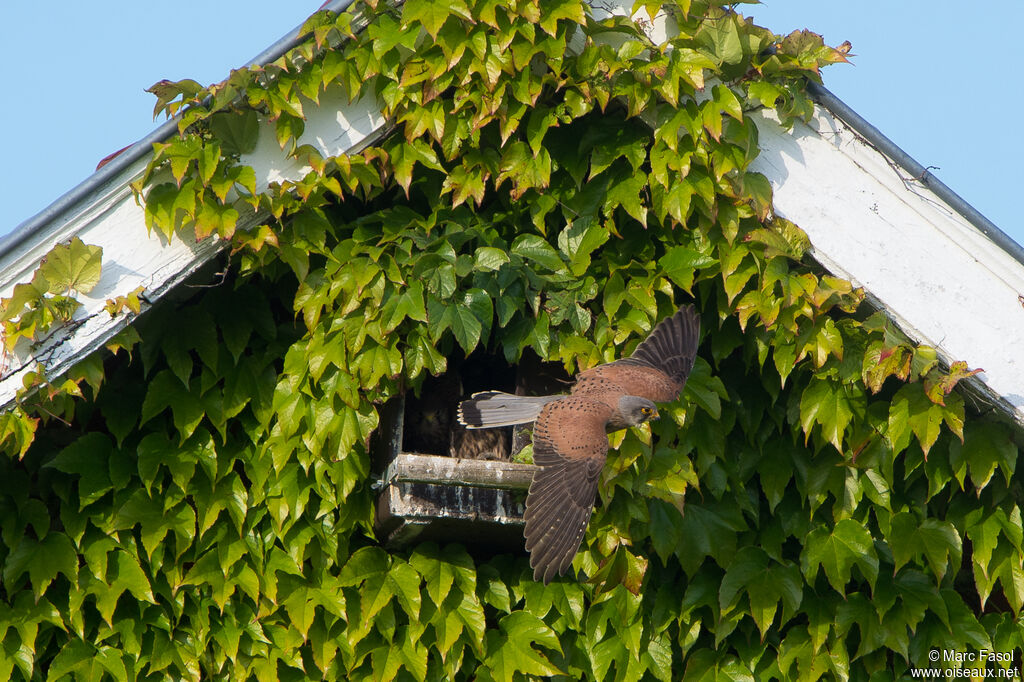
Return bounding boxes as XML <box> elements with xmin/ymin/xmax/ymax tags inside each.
<box><xmin>0</xmin><ymin>0</ymin><xmax>357</xmax><ymax>257</ymax></box>
<box><xmin>807</xmin><ymin>81</ymin><xmax>1024</xmax><ymax>266</ymax></box>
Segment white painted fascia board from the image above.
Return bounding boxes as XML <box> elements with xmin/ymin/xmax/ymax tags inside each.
<box><xmin>5</xmin><ymin>1</ymin><xmax>1023</xmax><ymax>429</ymax></box>
<box><xmin>750</xmin><ymin>106</ymin><xmax>1024</xmax><ymax>422</ymax></box>
<box><xmin>0</xmin><ymin>87</ymin><xmax>389</xmax><ymax>411</ymax></box>
<box><xmin>0</xmin><ymin>157</ymin><xmax>227</xmax><ymax>409</ymax></box>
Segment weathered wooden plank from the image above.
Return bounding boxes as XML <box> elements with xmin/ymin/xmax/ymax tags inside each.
<box><xmin>383</xmin><ymin>453</ymin><xmax>537</xmax><ymax>491</ymax></box>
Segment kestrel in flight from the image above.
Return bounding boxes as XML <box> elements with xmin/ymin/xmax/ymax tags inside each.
<box><xmin>458</xmin><ymin>305</ymin><xmax>700</xmax><ymax>583</ymax></box>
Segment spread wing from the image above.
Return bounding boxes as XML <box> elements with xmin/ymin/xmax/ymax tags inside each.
<box><xmin>523</xmin><ymin>396</ymin><xmax>612</xmax><ymax>584</ymax></box>
<box><xmin>574</xmin><ymin>304</ymin><xmax>700</xmax><ymax>403</ymax></box>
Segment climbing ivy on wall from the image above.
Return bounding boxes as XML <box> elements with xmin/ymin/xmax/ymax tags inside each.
<box><xmin>0</xmin><ymin>0</ymin><xmax>1021</xmax><ymax>679</ymax></box>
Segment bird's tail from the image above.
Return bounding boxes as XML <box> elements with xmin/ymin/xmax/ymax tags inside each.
<box><xmin>457</xmin><ymin>391</ymin><xmax>562</xmax><ymax>429</ymax></box>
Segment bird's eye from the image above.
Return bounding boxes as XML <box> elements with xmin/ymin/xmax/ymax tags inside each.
<box><xmin>641</xmin><ymin>407</ymin><xmax>651</xmax><ymax>415</ymax></box>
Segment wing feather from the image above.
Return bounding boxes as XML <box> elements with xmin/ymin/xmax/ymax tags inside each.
<box><xmin>574</xmin><ymin>304</ymin><xmax>700</xmax><ymax>403</ymax></box>
<box><xmin>523</xmin><ymin>397</ymin><xmax>611</xmax><ymax>584</ymax></box>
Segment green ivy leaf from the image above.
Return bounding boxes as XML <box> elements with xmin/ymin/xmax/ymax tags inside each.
<box><xmin>401</xmin><ymin>0</ymin><xmax>471</xmax><ymax>39</ymax></box>
<box><xmin>28</xmin><ymin>534</ymin><xmax>79</xmax><ymax>599</ymax></box>
<box><xmin>139</xmin><ymin>370</ymin><xmax>205</xmax><ymax>442</ymax></box>
<box><xmin>47</xmin><ymin>433</ymin><xmax>114</xmax><ymax>508</ymax></box>
<box><xmin>409</xmin><ymin>544</ymin><xmax>455</xmax><ymax>606</ymax></box>
<box><xmin>483</xmin><ymin>612</ymin><xmax>563</xmax><ymax>682</ymax></box>
<box><xmin>799</xmin><ymin>377</ymin><xmax>853</xmax><ymax>453</ymax></box>
<box><xmin>38</xmin><ymin>237</ymin><xmax>103</xmax><ymax>295</ymax></box>
<box><xmin>801</xmin><ymin>520</ymin><xmax>878</xmax><ymax>594</ymax></box>
<box><xmin>473</xmin><ymin>246</ymin><xmax>511</xmax><ymax>272</ymax></box>
<box><xmin>511</xmin><ymin>234</ymin><xmax>564</xmax><ymax>272</ymax></box>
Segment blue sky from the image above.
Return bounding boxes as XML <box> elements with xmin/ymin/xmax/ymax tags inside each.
<box><xmin>2</xmin><ymin>2</ymin><xmax>1020</xmax><ymax>245</ymax></box>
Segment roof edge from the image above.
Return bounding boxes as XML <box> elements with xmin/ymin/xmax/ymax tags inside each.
<box><xmin>807</xmin><ymin>81</ymin><xmax>1024</xmax><ymax>267</ymax></box>
<box><xmin>0</xmin><ymin>0</ymin><xmax>358</xmax><ymax>258</ymax></box>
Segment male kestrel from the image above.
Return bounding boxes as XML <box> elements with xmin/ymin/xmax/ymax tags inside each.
<box><xmin>458</xmin><ymin>305</ymin><xmax>700</xmax><ymax>583</ymax></box>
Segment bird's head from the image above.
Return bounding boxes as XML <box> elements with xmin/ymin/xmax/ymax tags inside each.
<box><xmin>619</xmin><ymin>395</ymin><xmax>659</xmax><ymax>426</ymax></box>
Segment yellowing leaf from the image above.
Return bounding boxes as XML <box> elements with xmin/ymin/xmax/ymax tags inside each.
<box><xmin>38</xmin><ymin>237</ymin><xmax>103</xmax><ymax>295</ymax></box>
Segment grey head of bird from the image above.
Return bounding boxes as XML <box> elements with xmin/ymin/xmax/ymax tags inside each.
<box><xmin>615</xmin><ymin>395</ymin><xmax>659</xmax><ymax>428</ymax></box>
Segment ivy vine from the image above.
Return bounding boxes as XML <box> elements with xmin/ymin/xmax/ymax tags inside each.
<box><xmin>0</xmin><ymin>1</ymin><xmax>1019</xmax><ymax>680</ymax></box>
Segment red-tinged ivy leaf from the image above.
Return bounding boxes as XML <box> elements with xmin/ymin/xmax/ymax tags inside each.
<box><xmin>924</xmin><ymin>360</ymin><xmax>983</xmax><ymax>406</ymax></box>
<box><xmin>194</xmin><ymin>201</ymin><xmax>240</xmax><ymax>241</ymax></box>
<box><xmin>801</xmin><ymin>520</ymin><xmax>878</xmax><ymax>594</ymax></box>
<box><xmin>38</xmin><ymin>237</ymin><xmax>103</xmax><ymax>295</ymax></box>
<box><xmin>104</xmin><ymin>285</ymin><xmax>146</xmax><ymax>318</ymax></box>
<box><xmin>862</xmin><ymin>341</ymin><xmax>911</xmax><ymax>394</ymax></box>
<box><xmin>146</xmin><ymin>78</ymin><xmax>204</xmax><ymax>118</ymax></box>
<box><xmin>231</xmin><ymin>224</ymin><xmax>279</xmax><ymax>255</ymax></box>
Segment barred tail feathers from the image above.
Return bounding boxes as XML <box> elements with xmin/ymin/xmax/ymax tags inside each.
<box><xmin>457</xmin><ymin>391</ymin><xmax>562</xmax><ymax>429</ymax></box>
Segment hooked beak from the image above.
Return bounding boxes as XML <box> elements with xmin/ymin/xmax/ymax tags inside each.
<box><xmin>651</xmin><ymin>408</ymin><xmax>660</xmax><ymax>421</ymax></box>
